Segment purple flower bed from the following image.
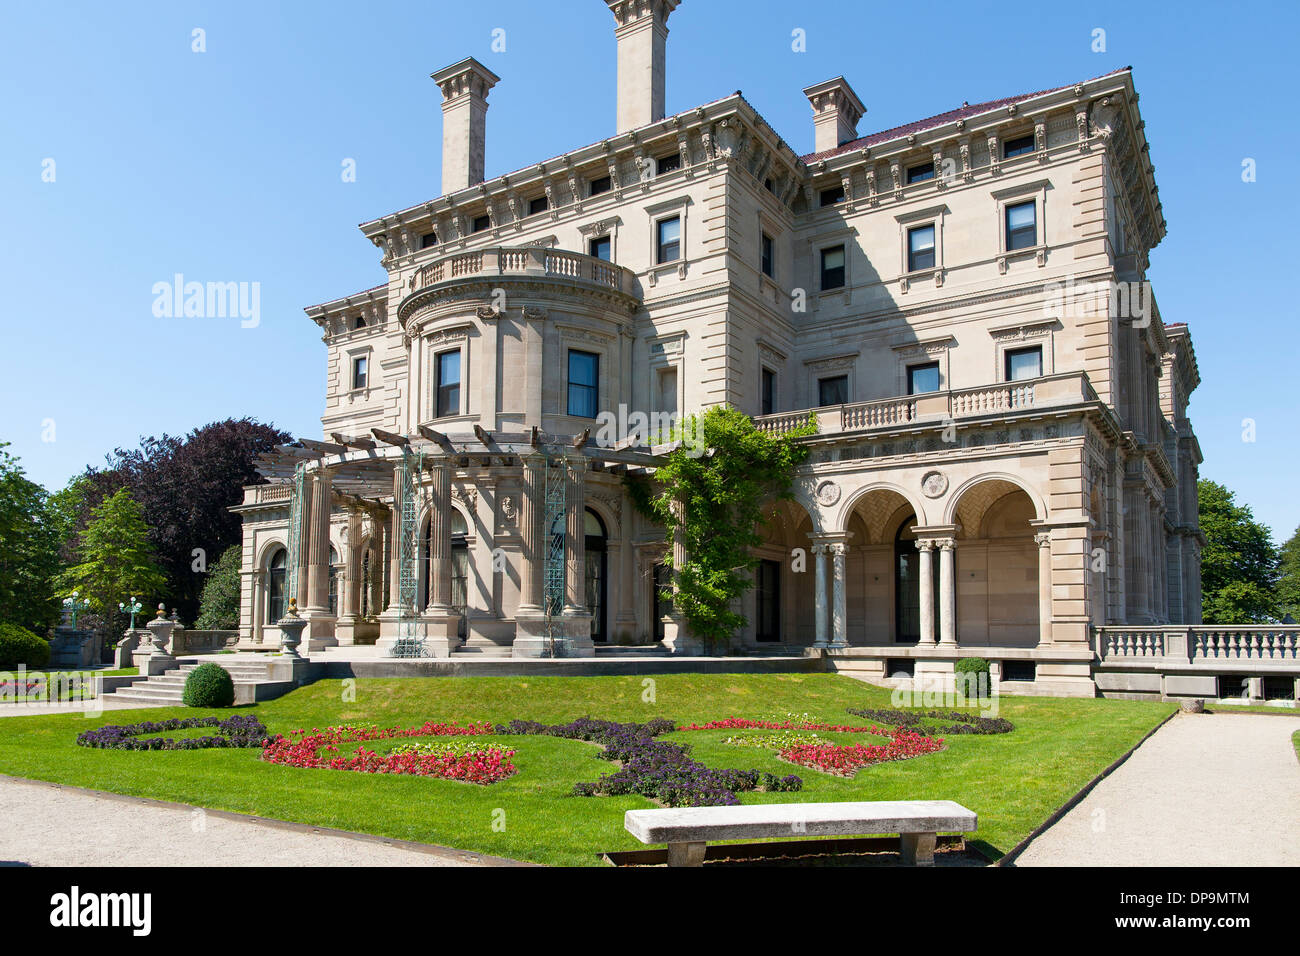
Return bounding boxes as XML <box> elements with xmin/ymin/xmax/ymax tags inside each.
<box><xmin>77</xmin><ymin>715</ymin><xmax>269</xmax><ymax>751</ymax></box>
<box><xmin>495</xmin><ymin>717</ymin><xmax>801</xmax><ymax>807</ymax></box>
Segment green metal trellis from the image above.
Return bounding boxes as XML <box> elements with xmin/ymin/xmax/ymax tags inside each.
<box><xmin>542</xmin><ymin>451</ymin><xmax>567</xmax><ymax>657</ymax></box>
<box><xmin>285</xmin><ymin>461</ymin><xmax>307</xmax><ymax>608</ymax></box>
<box><xmin>392</xmin><ymin>446</ymin><xmax>425</xmax><ymax>657</ymax></box>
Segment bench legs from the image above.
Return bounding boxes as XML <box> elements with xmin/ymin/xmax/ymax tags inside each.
<box><xmin>900</xmin><ymin>832</ymin><xmax>937</xmax><ymax>866</ymax></box>
<box><xmin>666</xmin><ymin>841</ymin><xmax>707</xmax><ymax>867</ymax></box>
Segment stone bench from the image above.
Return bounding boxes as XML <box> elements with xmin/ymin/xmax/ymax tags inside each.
<box><xmin>624</xmin><ymin>799</ymin><xmax>977</xmax><ymax>867</ymax></box>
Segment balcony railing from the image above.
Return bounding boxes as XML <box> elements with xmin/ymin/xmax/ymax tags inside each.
<box><xmin>408</xmin><ymin>246</ymin><xmax>638</xmax><ymax>299</ymax></box>
<box><xmin>753</xmin><ymin>372</ymin><xmax>1098</xmax><ymax>439</ymax></box>
<box><xmin>1095</xmin><ymin>625</ymin><xmax>1300</xmax><ymax>668</ymax></box>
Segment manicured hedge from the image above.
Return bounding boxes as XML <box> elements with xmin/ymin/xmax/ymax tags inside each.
<box><xmin>0</xmin><ymin>623</ymin><xmax>51</xmax><ymax>670</ymax></box>
<box><xmin>182</xmin><ymin>662</ymin><xmax>235</xmax><ymax>708</ymax></box>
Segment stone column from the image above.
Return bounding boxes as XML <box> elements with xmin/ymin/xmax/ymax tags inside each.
<box><xmin>369</xmin><ymin>510</ymin><xmax>387</xmax><ymax>614</ymax></box>
<box><xmin>938</xmin><ymin>537</ymin><xmax>957</xmax><ymax>646</ymax></box>
<box><xmin>830</xmin><ymin>542</ymin><xmax>849</xmax><ymax>648</ymax></box>
<box><xmin>563</xmin><ymin>457</ymin><xmax>588</xmax><ymax>614</ymax></box>
<box><xmin>388</xmin><ymin>466</ymin><xmax>403</xmax><ymax>611</ymax></box>
<box><xmin>294</xmin><ymin>474</ymin><xmax>313</xmax><ymax>610</ymax></box>
<box><xmin>1035</xmin><ymin>531</ymin><xmax>1054</xmax><ymax>645</ymax></box>
<box><xmin>812</xmin><ymin>544</ymin><xmax>829</xmax><ymax>647</ymax></box>
<box><xmin>427</xmin><ymin>458</ymin><xmax>453</xmax><ymax>611</ymax></box>
<box><xmin>305</xmin><ymin>470</ymin><xmax>333</xmax><ymax>614</ymax></box>
<box><xmin>517</xmin><ymin>454</ymin><xmax>545</xmax><ymax>614</ymax></box>
<box><xmin>342</xmin><ymin>508</ymin><xmax>363</xmax><ymax>618</ymax></box>
<box><xmin>916</xmin><ymin>539</ymin><xmax>937</xmax><ymax>645</ymax></box>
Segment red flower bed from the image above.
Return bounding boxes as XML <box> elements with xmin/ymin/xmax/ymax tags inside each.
<box><xmin>261</xmin><ymin>721</ymin><xmax>516</xmax><ymax>785</ymax></box>
<box><xmin>678</xmin><ymin>717</ymin><xmax>891</xmax><ymax>736</ymax></box>
<box><xmin>778</xmin><ymin>730</ymin><xmax>945</xmax><ymax>777</ymax></box>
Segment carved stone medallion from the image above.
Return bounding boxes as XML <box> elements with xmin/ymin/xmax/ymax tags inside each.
<box><xmin>921</xmin><ymin>471</ymin><xmax>949</xmax><ymax>498</ymax></box>
<box><xmin>814</xmin><ymin>480</ymin><xmax>841</xmax><ymax>507</ymax></box>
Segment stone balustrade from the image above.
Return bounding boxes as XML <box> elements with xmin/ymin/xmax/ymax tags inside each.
<box><xmin>409</xmin><ymin>246</ymin><xmax>638</xmax><ymax>297</ymax></box>
<box><xmin>1095</xmin><ymin>625</ymin><xmax>1300</xmax><ymax>668</ymax></box>
<box><xmin>752</xmin><ymin>371</ymin><xmax>1099</xmax><ymax>439</ymax></box>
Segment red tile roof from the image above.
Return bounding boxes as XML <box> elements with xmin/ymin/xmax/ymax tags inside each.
<box><xmin>801</xmin><ymin>67</ymin><xmax>1131</xmax><ymax>163</ymax></box>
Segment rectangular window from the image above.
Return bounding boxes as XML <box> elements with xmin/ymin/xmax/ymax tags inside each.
<box><xmin>907</xmin><ymin>161</ymin><xmax>935</xmax><ymax>184</ymax></box>
<box><xmin>907</xmin><ymin>362</ymin><xmax>940</xmax><ymax>395</ymax></box>
<box><xmin>755</xmin><ymin>559</ymin><xmax>781</xmax><ymax>642</ymax></box>
<box><xmin>657</xmin><ymin>367</ymin><xmax>678</xmax><ymax>416</ymax></box>
<box><xmin>351</xmin><ymin>355</ymin><xmax>368</xmax><ymax>390</ymax></box>
<box><xmin>436</xmin><ymin>349</ymin><xmax>461</xmax><ymax>418</ymax></box>
<box><xmin>1005</xmin><ymin>200</ymin><xmax>1037</xmax><ymax>251</ymax></box>
<box><xmin>656</xmin><ymin>153</ymin><xmax>681</xmax><ymax>175</ymax></box>
<box><xmin>1004</xmin><ymin>345</ymin><xmax>1042</xmax><ymax>382</ymax></box>
<box><xmin>420</xmin><ymin>232</ymin><xmax>438</xmax><ymax>249</ymax></box>
<box><xmin>471</xmin><ymin>214</ymin><xmax>490</xmax><ymax>233</ymax></box>
<box><xmin>819</xmin><ymin>185</ymin><xmax>845</xmax><ymax>206</ymax></box>
<box><xmin>656</xmin><ymin>216</ymin><xmax>681</xmax><ymax>264</ymax></box>
<box><xmin>528</xmin><ymin>196</ymin><xmax>549</xmax><ymax>216</ymax></box>
<box><xmin>588</xmin><ymin>235</ymin><xmax>611</xmax><ymax>261</ymax></box>
<box><xmin>820</xmin><ymin>244</ymin><xmax>845</xmax><ymax>290</ymax></box>
<box><xmin>589</xmin><ymin>175</ymin><xmax>612</xmax><ymax>196</ymax></box>
<box><xmin>818</xmin><ymin>375</ymin><xmax>848</xmax><ymax>407</ymax></box>
<box><xmin>1003</xmin><ymin>134</ymin><xmax>1035</xmax><ymax>159</ymax></box>
<box><xmin>760</xmin><ymin>232</ymin><xmax>774</xmax><ymax>278</ymax></box>
<box><xmin>761</xmin><ymin>368</ymin><xmax>776</xmax><ymax>416</ymax></box>
<box><xmin>567</xmin><ymin>350</ymin><xmax>599</xmax><ymax>418</ymax></box>
<box><xmin>907</xmin><ymin>224</ymin><xmax>936</xmax><ymax>272</ymax></box>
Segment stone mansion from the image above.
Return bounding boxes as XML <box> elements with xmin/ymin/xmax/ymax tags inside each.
<box><xmin>233</xmin><ymin>0</ymin><xmax>1202</xmax><ymax>696</ymax></box>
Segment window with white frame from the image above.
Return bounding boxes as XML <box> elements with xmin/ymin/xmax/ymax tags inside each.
<box><xmin>907</xmin><ymin>225</ymin><xmax>935</xmax><ymax>272</ymax></box>
<box><xmin>435</xmin><ymin>349</ymin><xmax>461</xmax><ymax>418</ymax></box>
<box><xmin>351</xmin><ymin>355</ymin><xmax>368</xmax><ymax>390</ymax></box>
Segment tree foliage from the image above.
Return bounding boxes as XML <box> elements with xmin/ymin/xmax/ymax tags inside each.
<box><xmin>1278</xmin><ymin>525</ymin><xmax>1300</xmax><ymax>623</ymax></box>
<box><xmin>0</xmin><ymin>443</ymin><xmax>61</xmax><ymax>633</ymax></box>
<box><xmin>195</xmin><ymin>544</ymin><xmax>242</xmax><ymax>630</ymax></box>
<box><xmin>1197</xmin><ymin>479</ymin><xmax>1280</xmax><ymax>624</ymax></box>
<box><xmin>627</xmin><ymin>406</ymin><xmax>815</xmax><ymax>650</ymax></box>
<box><xmin>57</xmin><ymin>488</ymin><xmax>167</xmax><ymax>634</ymax></box>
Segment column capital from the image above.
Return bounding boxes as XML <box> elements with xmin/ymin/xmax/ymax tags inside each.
<box><xmin>914</xmin><ymin>538</ymin><xmax>936</xmax><ymax>553</ymax></box>
<box><xmin>936</xmin><ymin>537</ymin><xmax>956</xmax><ymax>551</ymax></box>
<box><xmin>1034</xmin><ymin>531</ymin><xmax>1053</xmax><ymax>548</ymax></box>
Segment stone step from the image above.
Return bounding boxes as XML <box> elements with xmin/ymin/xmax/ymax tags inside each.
<box><xmin>110</xmin><ymin>688</ymin><xmax>185</xmax><ymax>703</ymax></box>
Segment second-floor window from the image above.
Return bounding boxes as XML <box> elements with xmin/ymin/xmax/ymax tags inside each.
<box><xmin>1005</xmin><ymin>200</ymin><xmax>1037</xmax><ymax>251</ymax></box>
<box><xmin>1005</xmin><ymin>345</ymin><xmax>1042</xmax><ymax>382</ymax></box>
<box><xmin>818</xmin><ymin>375</ymin><xmax>848</xmax><ymax>407</ymax></box>
<box><xmin>761</xmin><ymin>367</ymin><xmax>776</xmax><ymax>415</ymax></box>
<box><xmin>908</xmin><ymin>362</ymin><xmax>940</xmax><ymax>394</ymax></box>
<box><xmin>589</xmin><ymin>235</ymin><xmax>611</xmax><ymax>261</ymax></box>
<box><xmin>567</xmin><ymin>350</ymin><xmax>599</xmax><ymax>418</ymax></box>
<box><xmin>907</xmin><ymin>225</ymin><xmax>936</xmax><ymax>272</ymax></box>
<box><xmin>656</xmin><ymin>216</ymin><xmax>681</xmax><ymax>264</ymax></box>
<box><xmin>760</xmin><ymin>232</ymin><xmax>774</xmax><ymax>278</ymax></box>
<box><xmin>820</xmin><ymin>245</ymin><xmax>845</xmax><ymax>290</ymax></box>
<box><xmin>351</xmin><ymin>355</ymin><xmax>368</xmax><ymax>390</ymax></box>
<box><xmin>436</xmin><ymin>349</ymin><xmax>460</xmax><ymax>418</ymax></box>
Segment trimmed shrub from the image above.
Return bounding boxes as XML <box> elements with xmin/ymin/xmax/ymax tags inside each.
<box><xmin>182</xmin><ymin>662</ymin><xmax>235</xmax><ymax>708</ymax></box>
<box><xmin>0</xmin><ymin>623</ymin><xmax>51</xmax><ymax>669</ymax></box>
<box><xmin>954</xmin><ymin>657</ymin><xmax>992</xmax><ymax>699</ymax></box>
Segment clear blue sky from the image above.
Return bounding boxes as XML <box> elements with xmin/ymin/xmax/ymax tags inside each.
<box><xmin>2</xmin><ymin>0</ymin><xmax>1297</xmax><ymax>542</ymax></box>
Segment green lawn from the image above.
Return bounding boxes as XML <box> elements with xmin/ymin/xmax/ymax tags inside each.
<box><xmin>0</xmin><ymin>673</ymin><xmax>1173</xmax><ymax>866</ymax></box>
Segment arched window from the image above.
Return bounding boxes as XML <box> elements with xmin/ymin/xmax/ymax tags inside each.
<box><xmin>585</xmin><ymin>508</ymin><xmax>608</xmax><ymax>643</ymax></box>
<box><xmin>328</xmin><ymin>545</ymin><xmax>340</xmax><ymax>616</ymax></box>
<box><xmin>894</xmin><ymin>517</ymin><xmax>938</xmax><ymax>643</ymax></box>
<box><xmin>266</xmin><ymin>548</ymin><xmax>287</xmax><ymax>623</ymax></box>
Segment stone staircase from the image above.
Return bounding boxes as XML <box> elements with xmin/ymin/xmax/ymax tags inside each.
<box><xmin>110</xmin><ymin>658</ymin><xmax>278</xmax><ymax>705</ymax></box>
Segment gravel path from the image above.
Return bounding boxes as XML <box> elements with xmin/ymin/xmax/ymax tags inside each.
<box><xmin>1015</xmin><ymin>712</ymin><xmax>1300</xmax><ymax>866</ymax></box>
<box><xmin>0</xmin><ymin>776</ymin><xmax>508</xmax><ymax>867</ymax></box>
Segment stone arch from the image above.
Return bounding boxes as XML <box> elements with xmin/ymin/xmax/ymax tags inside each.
<box><xmin>837</xmin><ymin>482</ymin><xmax>929</xmax><ymax>542</ymax></box>
<box><xmin>942</xmin><ymin>472</ymin><xmax>1047</xmax><ymax>527</ymax></box>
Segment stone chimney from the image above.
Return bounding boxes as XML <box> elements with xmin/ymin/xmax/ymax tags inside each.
<box><xmin>605</xmin><ymin>0</ymin><xmax>680</xmax><ymax>133</ymax></box>
<box><xmin>431</xmin><ymin>57</ymin><xmax>500</xmax><ymax>195</ymax></box>
<box><xmin>802</xmin><ymin>76</ymin><xmax>866</xmax><ymax>154</ymax></box>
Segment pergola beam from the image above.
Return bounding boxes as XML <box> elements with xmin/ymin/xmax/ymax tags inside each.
<box><xmin>371</xmin><ymin>428</ymin><xmax>410</xmax><ymax>447</ymax></box>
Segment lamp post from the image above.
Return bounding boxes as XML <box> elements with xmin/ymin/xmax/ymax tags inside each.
<box><xmin>118</xmin><ymin>596</ymin><xmax>143</xmax><ymax>632</ymax></box>
<box><xmin>63</xmin><ymin>592</ymin><xmax>90</xmax><ymax>629</ymax></box>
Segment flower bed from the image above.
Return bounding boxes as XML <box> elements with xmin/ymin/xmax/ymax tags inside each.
<box><xmin>846</xmin><ymin>706</ymin><xmax>1014</xmax><ymax>735</ymax></box>
<box><xmin>678</xmin><ymin>716</ymin><xmax>889</xmax><ymax>735</ymax></box>
<box><xmin>260</xmin><ymin>721</ymin><xmax>515</xmax><ymax>784</ymax></box>
<box><xmin>497</xmin><ymin>717</ymin><xmax>801</xmax><ymax>807</ymax></box>
<box><xmin>778</xmin><ymin>729</ymin><xmax>946</xmax><ymax>778</ymax></box>
<box><xmin>77</xmin><ymin>715</ymin><xmax>269</xmax><ymax>751</ymax></box>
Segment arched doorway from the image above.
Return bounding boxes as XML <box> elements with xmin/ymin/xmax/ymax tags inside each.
<box><xmin>585</xmin><ymin>508</ymin><xmax>608</xmax><ymax>643</ymax></box>
<box><xmin>327</xmin><ymin>545</ymin><xmax>340</xmax><ymax>616</ymax></box>
<box><xmin>422</xmin><ymin>511</ymin><xmax>470</xmax><ymax>640</ymax></box>
<box><xmin>266</xmin><ymin>547</ymin><xmax>287</xmax><ymax>623</ymax></box>
<box><xmin>893</xmin><ymin>517</ymin><xmax>939</xmax><ymax>643</ymax></box>
<box><xmin>950</xmin><ymin>480</ymin><xmax>1040</xmax><ymax>647</ymax></box>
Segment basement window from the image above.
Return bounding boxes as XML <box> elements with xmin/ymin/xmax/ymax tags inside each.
<box><xmin>1001</xmin><ymin>660</ymin><xmax>1036</xmax><ymax>682</ymax></box>
<box><xmin>887</xmin><ymin>659</ymin><xmax>915</xmax><ymax>678</ymax></box>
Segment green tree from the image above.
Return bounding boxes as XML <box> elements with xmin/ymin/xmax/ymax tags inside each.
<box><xmin>0</xmin><ymin>443</ymin><xmax>61</xmax><ymax>633</ymax></box>
<box><xmin>57</xmin><ymin>488</ymin><xmax>167</xmax><ymax>634</ymax></box>
<box><xmin>194</xmin><ymin>544</ymin><xmax>242</xmax><ymax>630</ymax></box>
<box><xmin>1278</xmin><ymin>525</ymin><xmax>1300</xmax><ymax>622</ymax></box>
<box><xmin>1197</xmin><ymin>479</ymin><xmax>1280</xmax><ymax>624</ymax></box>
<box><xmin>628</xmin><ymin>406</ymin><xmax>815</xmax><ymax>650</ymax></box>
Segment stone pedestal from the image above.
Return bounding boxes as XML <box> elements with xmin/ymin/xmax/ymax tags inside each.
<box><xmin>334</xmin><ymin>616</ymin><xmax>362</xmax><ymax>646</ymax></box>
<box><xmin>300</xmin><ymin>612</ymin><xmax>338</xmax><ymax>653</ymax></box>
<box><xmin>513</xmin><ymin>610</ymin><xmax>596</xmax><ymax>658</ymax></box>
<box><xmin>133</xmin><ymin>613</ymin><xmax>177</xmax><ymax>677</ymax></box>
<box><xmin>375</xmin><ymin>612</ymin><xmax>461</xmax><ymax>658</ymax></box>
<box><xmin>660</xmin><ymin>614</ymin><xmax>703</xmax><ymax>656</ymax></box>
<box><xmin>49</xmin><ymin>626</ymin><xmax>101</xmax><ymax>668</ymax></box>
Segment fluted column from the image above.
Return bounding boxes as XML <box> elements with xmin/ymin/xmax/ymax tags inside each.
<box><xmin>293</xmin><ymin>475</ymin><xmax>313</xmax><ymax>610</ymax></box>
<box><xmin>518</xmin><ymin>454</ymin><xmax>545</xmax><ymax>613</ymax></box>
<box><xmin>812</xmin><ymin>543</ymin><xmax>829</xmax><ymax>647</ymax></box>
<box><xmin>1035</xmin><ymin>531</ymin><xmax>1054</xmax><ymax>645</ymax></box>
<box><xmin>670</xmin><ymin>495</ymin><xmax>687</xmax><ymax>596</ymax></box>
<box><xmin>388</xmin><ymin>467</ymin><xmax>403</xmax><ymax>611</ymax></box>
<box><xmin>916</xmin><ymin>539</ymin><xmax>936</xmax><ymax>645</ymax></box>
<box><xmin>341</xmin><ymin>507</ymin><xmax>363</xmax><ymax>618</ymax></box>
<box><xmin>306</xmin><ymin>470</ymin><xmax>333</xmax><ymax>613</ymax></box>
<box><xmin>369</xmin><ymin>510</ymin><xmax>387</xmax><ymax>613</ymax></box>
<box><xmin>829</xmin><ymin>541</ymin><xmax>848</xmax><ymax>648</ymax></box>
<box><xmin>938</xmin><ymin>537</ymin><xmax>956</xmax><ymax>646</ymax></box>
<box><xmin>563</xmin><ymin>457</ymin><xmax>588</xmax><ymax>614</ymax></box>
<box><xmin>427</xmin><ymin>458</ymin><xmax>453</xmax><ymax>612</ymax></box>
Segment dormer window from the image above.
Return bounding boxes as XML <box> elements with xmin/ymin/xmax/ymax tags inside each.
<box><xmin>420</xmin><ymin>232</ymin><xmax>438</xmax><ymax>249</ymax></box>
<box><xmin>1003</xmin><ymin>134</ymin><xmax>1035</xmax><ymax>159</ymax></box>
<box><xmin>471</xmin><ymin>214</ymin><xmax>491</xmax><ymax>234</ymax></box>
<box><xmin>590</xmin><ymin>175</ymin><xmax>612</xmax><ymax>196</ymax></box>
<box><xmin>656</xmin><ymin>153</ymin><xmax>681</xmax><ymax>175</ymax></box>
<box><xmin>819</xmin><ymin>185</ymin><xmax>845</xmax><ymax>207</ymax></box>
<box><xmin>528</xmin><ymin>196</ymin><xmax>549</xmax><ymax>216</ymax></box>
<box><xmin>906</xmin><ymin>162</ymin><xmax>935</xmax><ymax>184</ymax></box>
<box><xmin>353</xmin><ymin>316</ymin><xmax>366</xmax><ymax>330</ymax></box>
